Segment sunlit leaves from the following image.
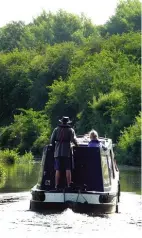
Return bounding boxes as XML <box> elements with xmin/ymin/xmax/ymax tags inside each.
<box><xmin>105</xmin><ymin>0</ymin><xmax>141</xmax><ymax>34</ymax></box>
<box><xmin>116</xmin><ymin>113</ymin><xmax>141</xmax><ymax>165</ymax></box>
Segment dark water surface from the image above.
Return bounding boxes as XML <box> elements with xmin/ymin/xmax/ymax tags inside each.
<box><xmin>0</xmin><ymin>162</ymin><xmax>141</xmax><ymax>237</ymax></box>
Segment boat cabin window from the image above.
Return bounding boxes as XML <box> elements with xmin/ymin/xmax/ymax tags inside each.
<box><xmin>106</xmin><ymin>152</ymin><xmax>115</xmax><ymax>182</ymax></box>
<box><xmin>101</xmin><ymin>155</ymin><xmax>111</xmax><ymax>187</ymax></box>
<box><xmin>110</xmin><ymin>150</ymin><xmax>115</xmax><ymax>178</ymax></box>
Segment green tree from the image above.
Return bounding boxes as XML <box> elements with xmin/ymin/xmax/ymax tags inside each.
<box><xmin>90</xmin><ymin>91</ymin><xmax>128</xmax><ymax>141</ymax></box>
<box><xmin>28</xmin><ymin>42</ymin><xmax>76</xmax><ymax>110</ymax></box>
<box><xmin>45</xmin><ymin>79</ymin><xmax>76</xmax><ymax>128</ymax></box>
<box><xmin>116</xmin><ymin>113</ymin><xmax>141</xmax><ymax>166</ymax></box>
<box><xmin>0</xmin><ymin>109</ymin><xmax>50</xmax><ymax>155</ymax></box>
<box><xmin>102</xmin><ymin>32</ymin><xmax>141</xmax><ymax>64</ymax></box>
<box><xmin>105</xmin><ymin>0</ymin><xmax>141</xmax><ymax>35</ymax></box>
<box><xmin>0</xmin><ymin>21</ymin><xmax>25</xmax><ymax>52</ymax></box>
<box><xmin>0</xmin><ymin>49</ymin><xmax>34</xmax><ymax>125</ymax></box>
<box><xmin>20</xmin><ymin>10</ymin><xmax>97</xmax><ymax>48</ymax></box>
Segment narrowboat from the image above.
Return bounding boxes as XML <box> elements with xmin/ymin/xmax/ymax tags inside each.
<box><xmin>30</xmin><ymin>134</ymin><xmax>120</xmax><ymax>214</ymax></box>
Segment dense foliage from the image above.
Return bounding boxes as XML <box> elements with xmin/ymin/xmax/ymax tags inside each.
<box><xmin>0</xmin><ymin>0</ymin><xmax>141</xmax><ymax>165</ymax></box>
<box><xmin>0</xmin><ymin>149</ymin><xmax>33</xmax><ymax>164</ymax></box>
<box><xmin>116</xmin><ymin>114</ymin><xmax>141</xmax><ymax>166</ymax></box>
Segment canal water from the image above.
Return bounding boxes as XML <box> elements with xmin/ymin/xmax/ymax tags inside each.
<box><xmin>0</xmin><ymin>162</ymin><xmax>141</xmax><ymax>237</ymax></box>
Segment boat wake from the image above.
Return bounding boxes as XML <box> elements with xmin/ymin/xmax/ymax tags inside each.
<box><xmin>0</xmin><ymin>192</ymin><xmax>141</xmax><ymax>237</ymax></box>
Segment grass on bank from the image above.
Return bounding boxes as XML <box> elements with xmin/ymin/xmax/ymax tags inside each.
<box><xmin>0</xmin><ymin>149</ymin><xmax>34</xmax><ymax>165</ymax></box>
<box><xmin>0</xmin><ymin>164</ymin><xmax>6</xmax><ymax>178</ymax></box>
<box><xmin>0</xmin><ymin>164</ymin><xmax>6</xmax><ymax>184</ymax></box>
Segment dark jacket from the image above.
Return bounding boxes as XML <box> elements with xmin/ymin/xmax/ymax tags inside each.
<box><xmin>50</xmin><ymin>124</ymin><xmax>78</xmax><ymax>158</ymax></box>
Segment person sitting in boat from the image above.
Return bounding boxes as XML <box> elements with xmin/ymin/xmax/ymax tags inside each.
<box><xmin>50</xmin><ymin>116</ymin><xmax>78</xmax><ymax>189</ymax></box>
<box><xmin>88</xmin><ymin>130</ymin><xmax>107</xmax><ymax>150</ymax></box>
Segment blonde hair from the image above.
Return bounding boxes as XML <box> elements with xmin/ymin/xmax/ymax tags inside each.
<box><xmin>89</xmin><ymin>130</ymin><xmax>98</xmax><ymax>140</ymax></box>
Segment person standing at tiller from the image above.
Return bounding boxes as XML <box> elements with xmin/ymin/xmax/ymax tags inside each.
<box><xmin>50</xmin><ymin>116</ymin><xmax>78</xmax><ymax>189</ymax></box>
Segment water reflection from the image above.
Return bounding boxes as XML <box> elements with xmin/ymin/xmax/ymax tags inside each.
<box><xmin>0</xmin><ymin>162</ymin><xmax>141</xmax><ymax>194</ymax></box>
<box><xmin>118</xmin><ymin>165</ymin><xmax>141</xmax><ymax>194</ymax></box>
<box><xmin>0</xmin><ymin>162</ymin><xmax>40</xmax><ymax>193</ymax></box>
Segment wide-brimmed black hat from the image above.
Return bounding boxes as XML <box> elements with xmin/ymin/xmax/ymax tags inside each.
<box><xmin>59</xmin><ymin>116</ymin><xmax>72</xmax><ymax>124</ymax></box>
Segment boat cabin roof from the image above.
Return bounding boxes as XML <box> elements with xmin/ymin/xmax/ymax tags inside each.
<box><xmin>76</xmin><ymin>134</ymin><xmax>112</xmax><ymax>149</ymax></box>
